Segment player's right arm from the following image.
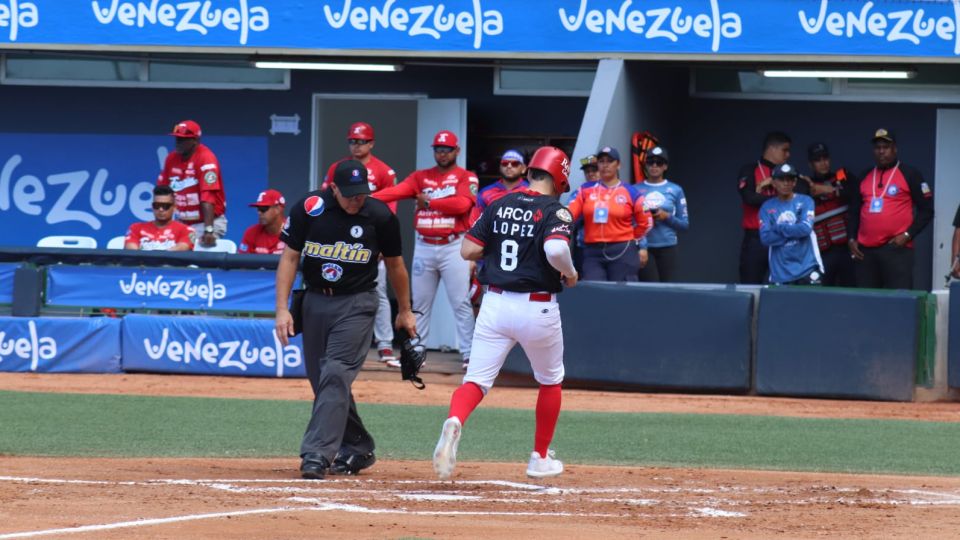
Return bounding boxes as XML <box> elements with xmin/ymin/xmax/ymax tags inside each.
<box><xmin>738</xmin><ymin>164</ymin><xmax>772</xmax><ymax>207</ymax></box>
<box><xmin>372</xmin><ymin>171</ymin><xmax>420</xmax><ymax>203</ymax></box>
<box><xmin>123</xmin><ymin>224</ymin><xmax>141</xmax><ymax>250</ymax></box>
<box><xmin>758</xmin><ymin>203</ymin><xmax>786</xmax><ymax>247</ymax></box>
<box><xmin>462</xmin><ymin>199</ymin><xmax>493</xmax><ymax>261</ymax></box>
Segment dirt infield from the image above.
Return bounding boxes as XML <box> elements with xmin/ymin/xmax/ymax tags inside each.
<box><xmin>2</xmin><ymin>372</ymin><xmax>960</xmax><ymax>538</ymax></box>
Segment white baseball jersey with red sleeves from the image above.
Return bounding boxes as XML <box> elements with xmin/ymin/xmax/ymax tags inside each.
<box><xmin>372</xmin><ymin>166</ymin><xmax>479</xmax><ymax>237</ymax></box>
<box><xmin>157</xmin><ymin>143</ymin><xmax>225</xmax><ymax>224</ymax></box>
<box><xmin>124</xmin><ymin>221</ymin><xmax>195</xmax><ymax>251</ymax></box>
<box><xmin>323</xmin><ymin>155</ymin><xmax>398</xmax><ymax>212</ymax></box>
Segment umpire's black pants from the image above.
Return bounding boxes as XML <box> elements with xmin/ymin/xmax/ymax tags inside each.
<box><xmin>299</xmin><ymin>289</ymin><xmax>378</xmax><ymax>461</ymax></box>
<box><xmin>856</xmin><ymin>244</ymin><xmax>914</xmax><ymax>290</ymax></box>
<box><xmin>739</xmin><ymin>230</ymin><xmax>768</xmax><ymax>285</ymax></box>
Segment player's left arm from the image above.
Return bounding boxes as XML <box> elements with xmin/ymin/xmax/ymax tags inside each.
<box><xmin>171</xmin><ymin>225</ymin><xmax>194</xmax><ymax>251</ymax></box>
<box><xmin>427</xmin><ymin>172</ymin><xmax>478</xmax><ymax>215</ymax></box>
<box><xmin>378</xmin><ymin>210</ymin><xmax>416</xmax><ymax>335</ymax></box>
<box><xmin>663</xmin><ymin>187</ymin><xmax>690</xmax><ymax>231</ymax></box>
<box><xmin>903</xmin><ymin>166</ymin><xmax>934</xmax><ymax>239</ymax></box>
<box><xmin>543</xmin><ymin>206</ymin><xmax>577</xmax><ymax>285</ymax></box>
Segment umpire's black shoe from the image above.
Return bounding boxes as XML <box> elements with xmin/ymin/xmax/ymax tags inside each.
<box><xmin>329</xmin><ymin>452</ymin><xmax>376</xmax><ymax>475</ymax></box>
<box><xmin>300</xmin><ymin>453</ymin><xmax>330</xmax><ymax>480</ymax></box>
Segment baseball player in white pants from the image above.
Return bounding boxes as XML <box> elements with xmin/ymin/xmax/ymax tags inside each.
<box><xmin>433</xmin><ymin>146</ymin><xmax>577</xmax><ymax>480</ymax></box>
<box><xmin>373</xmin><ymin>130</ymin><xmax>478</xmax><ymax>367</ymax></box>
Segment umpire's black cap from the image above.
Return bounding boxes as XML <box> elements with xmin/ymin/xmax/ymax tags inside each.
<box><xmin>332</xmin><ymin>159</ymin><xmax>370</xmax><ymax>197</ymax></box>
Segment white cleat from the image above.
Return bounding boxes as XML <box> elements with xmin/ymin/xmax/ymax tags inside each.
<box><xmin>433</xmin><ymin>417</ymin><xmax>462</xmax><ymax>480</ymax></box>
<box><xmin>526</xmin><ymin>449</ymin><xmax>564</xmax><ymax>478</ymax></box>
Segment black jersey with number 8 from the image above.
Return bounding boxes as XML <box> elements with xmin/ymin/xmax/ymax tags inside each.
<box><xmin>466</xmin><ymin>190</ymin><xmax>574</xmax><ymax>293</ymax></box>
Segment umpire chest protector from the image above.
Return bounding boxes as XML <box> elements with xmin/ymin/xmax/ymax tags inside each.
<box><xmin>282</xmin><ymin>190</ymin><xmax>402</xmax><ymax>294</ymax></box>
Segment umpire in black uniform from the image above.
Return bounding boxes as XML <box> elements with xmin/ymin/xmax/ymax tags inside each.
<box><xmin>275</xmin><ymin>159</ymin><xmax>416</xmax><ymax>479</ymax></box>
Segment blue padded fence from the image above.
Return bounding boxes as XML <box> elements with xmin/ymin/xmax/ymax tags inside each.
<box><xmin>756</xmin><ymin>287</ymin><xmax>920</xmax><ymax>402</ymax></box>
<box><xmin>502</xmin><ymin>282</ymin><xmax>754</xmax><ymax>392</ymax></box>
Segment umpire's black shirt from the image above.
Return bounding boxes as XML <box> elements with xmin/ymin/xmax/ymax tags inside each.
<box><xmin>282</xmin><ymin>190</ymin><xmax>402</xmax><ymax>293</ymax></box>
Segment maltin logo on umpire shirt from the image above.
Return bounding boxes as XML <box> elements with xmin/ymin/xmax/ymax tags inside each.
<box><xmin>303</xmin><ymin>240</ymin><xmax>372</xmax><ymax>263</ymax></box>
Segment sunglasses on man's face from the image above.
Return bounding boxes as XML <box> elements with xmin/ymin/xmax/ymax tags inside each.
<box><xmin>647</xmin><ymin>159</ymin><xmax>667</xmax><ymax>167</ymax></box>
<box><xmin>152</xmin><ymin>203</ymin><xmax>173</xmax><ymax>210</ymax></box>
<box><xmin>348</xmin><ymin>139</ymin><xmax>371</xmax><ymax>145</ymax></box>
<box><xmin>433</xmin><ymin>146</ymin><xmax>455</xmax><ymax>154</ymax></box>
<box><xmin>256</xmin><ymin>206</ymin><xmax>274</xmax><ymax>213</ymax></box>
<box><xmin>500</xmin><ymin>160</ymin><xmax>522</xmax><ymax>168</ymax></box>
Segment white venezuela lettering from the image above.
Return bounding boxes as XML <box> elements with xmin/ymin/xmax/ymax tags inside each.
<box><xmin>0</xmin><ymin>154</ymin><xmax>154</xmax><ymax>229</ymax></box>
<box><xmin>0</xmin><ymin>320</ymin><xmax>57</xmax><ymax>372</ymax></box>
<box><xmin>0</xmin><ymin>0</ymin><xmax>38</xmax><ymax>41</ymax></box>
<box><xmin>799</xmin><ymin>0</ymin><xmax>960</xmax><ymax>54</ymax></box>
<box><xmin>558</xmin><ymin>0</ymin><xmax>741</xmax><ymax>52</ymax></box>
<box><xmin>118</xmin><ymin>272</ymin><xmax>227</xmax><ymax>309</ymax></box>
<box><xmin>323</xmin><ymin>0</ymin><xmax>503</xmax><ymax>50</ymax></box>
<box><xmin>91</xmin><ymin>0</ymin><xmax>269</xmax><ymax>45</ymax></box>
<box><xmin>142</xmin><ymin>327</ymin><xmax>302</xmax><ymax>377</ymax></box>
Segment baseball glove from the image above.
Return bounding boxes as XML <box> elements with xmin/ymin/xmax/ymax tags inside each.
<box><xmin>399</xmin><ymin>333</ymin><xmax>427</xmax><ymax>390</ymax></box>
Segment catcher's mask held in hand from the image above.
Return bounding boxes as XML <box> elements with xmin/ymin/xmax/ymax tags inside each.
<box><xmin>400</xmin><ymin>333</ymin><xmax>427</xmax><ymax>390</ymax></box>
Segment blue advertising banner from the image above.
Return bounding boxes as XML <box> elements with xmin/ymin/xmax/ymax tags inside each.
<box><xmin>121</xmin><ymin>314</ymin><xmax>305</xmax><ymax>378</ymax></box>
<box><xmin>0</xmin><ymin>133</ymin><xmax>267</xmax><ymax>248</ymax></box>
<box><xmin>0</xmin><ymin>1</ymin><xmax>959</xmax><ymax>57</ymax></box>
<box><xmin>47</xmin><ymin>265</ymin><xmax>282</xmax><ymax>311</ymax></box>
<box><xmin>0</xmin><ymin>316</ymin><xmax>122</xmax><ymax>373</ymax></box>
<box><xmin>0</xmin><ymin>263</ymin><xmax>16</xmax><ymax>304</ymax></box>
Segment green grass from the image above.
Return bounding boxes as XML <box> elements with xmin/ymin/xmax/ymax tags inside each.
<box><xmin>1</xmin><ymin>390</ymin><xmax>958</xmax><ymax>476</ymax></box>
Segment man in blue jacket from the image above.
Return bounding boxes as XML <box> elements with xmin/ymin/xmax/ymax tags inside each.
<box><xmin>759</xmin><ymin>164</ymin><xmax>824</xmax><ymax>285</ymax></box>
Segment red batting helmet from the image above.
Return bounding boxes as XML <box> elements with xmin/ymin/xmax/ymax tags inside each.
<box><xmin>528</xmin><ymin>146</ymin><xmax>571</xmax><ymax>193</ymax></box>
<box><xmin>347</xmin><ymin>122</ymin><xmax>374</xmax><ymax>140</ymax></box>
<box><xmin>169</xmin><ymin>120</ymin><xmax>201</xmax><ymax>138</ymax></box>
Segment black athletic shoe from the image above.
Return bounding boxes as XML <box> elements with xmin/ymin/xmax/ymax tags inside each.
<box><xmin>329</xmin><ymin>452</ymin><xmax>376</xmax><ymax>475</ymax></box>
<box><xmin>300</xmin><ymin>453</ymin><xmax>330</xmax><ymax>480</ymax></box>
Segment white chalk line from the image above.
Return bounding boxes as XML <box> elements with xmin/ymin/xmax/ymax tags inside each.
<box><xmin>0</xmin><ymin>506</ymin><xmax>314</xmax><ymax>539</ymax></box>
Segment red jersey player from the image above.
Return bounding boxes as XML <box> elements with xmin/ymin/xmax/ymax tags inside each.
<box><xmin>373</xmin><ymin>130</ymin><xmax>479</xmax><ymax>368</ymax></box>
<box><xmin>322</xmin><ymin>122</ymin><xmax>398</xmax><ymax>211</ymax></box>
<box><xmin>322</xmin><ymin>122</ymin><xmax>401</xmax><ymax>363</ymax></box>
<box><xmin>124</xmin><ymin>185</ymin><xmax>195</xmax><ymax>251</ymax></box>
<box><xmin>239</xmin><ymin>189</ymin><xmax>287</xmax><ymax>255</ymax></box>
<box><xmin>157</xmin><ymin>120</ymin><xmax>226</xmax><ymax>248</ymax></box>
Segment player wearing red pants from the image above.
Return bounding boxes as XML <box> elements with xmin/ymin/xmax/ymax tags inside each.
<box><xmin>432</xmin><ymin>146</ymin><xmax>577</xmax><ymax>480</ymax></box>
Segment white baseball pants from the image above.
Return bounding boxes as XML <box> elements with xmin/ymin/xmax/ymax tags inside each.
<box><xmin>463</xmin><ymin>289</ymin><xmax>565</xmax><ymax>392</ymax></box>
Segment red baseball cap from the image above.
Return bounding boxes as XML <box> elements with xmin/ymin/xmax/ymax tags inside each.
<box><xmin>170</xmin><ymin>120</ymin><xmax>202</xmax><ymax>138</ymax></box>
<box><xmin>249</xmin><ymin>189</ymin><xmax>286</xmax><ymax>207</ymax></box>
<box><xmin>432</xmin><ymin>130</ymin><xmax>458</xmax><ymax>148</ymax></box>
<box><xmin>347</xmin><ymin>122</ymin><xmax>374</xmax><ymax>140</ymax></box>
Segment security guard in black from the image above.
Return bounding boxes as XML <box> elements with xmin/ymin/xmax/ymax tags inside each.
<box><xmin>282</xmin><ymin>189</ymin><xmax>401</xmax><ymax>292</ymax></box>
<box><xmin>467</xmin><ymin>189</ymin><xmax>575</xmax><ymax>293</ymax></box>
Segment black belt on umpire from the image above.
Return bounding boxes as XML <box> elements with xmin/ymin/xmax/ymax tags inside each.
<box><xmin>307</xmin><ymin>285</ymin><xmax>374</xmax><ymax>296</ymax></box>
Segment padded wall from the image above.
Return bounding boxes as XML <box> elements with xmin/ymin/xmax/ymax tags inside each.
<box><xmin>502</xmin><ymin>282</ymin><xmax>754</xmax><ymax>392</ymax></box>
<box><xmin>756</xmin><ymin>287</ymin><xmax>920</xmax><ymax>401</ymax></box>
